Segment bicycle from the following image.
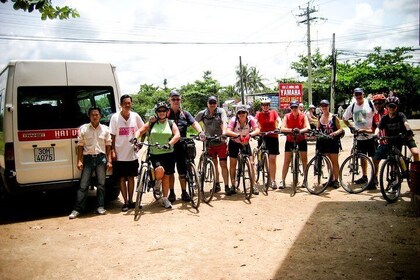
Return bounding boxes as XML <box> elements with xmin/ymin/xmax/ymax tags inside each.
<box><xmin>197</xmin><ymin>135</ymin><xmax>221</xmax><ymax>203</ymax></box>
<box><xmin>231</xmin><ymin>136</ymin><xmax>255</xmax><ymax>201</ymax></box>
<box><xmin>179</xmin><ymin>136</ymin><xmax>201</xmax><ymax>209</ymax></box>
<box><xmin>303</xmin><ymin>129</ymin><xmax>333</xmax><ymax>195</ymax></box>
<box><xmin>252</xmin><ymin>130</ymin><xmax>281</xmax><ymax>195</ymax></box>
<box><xmin>284</xmin><ymin>130</ymin><xmax>304</xmax><ymax>197</ymax></box>
<box><xmin>378</xmin><ymin>135</ymin><xmax>413</xmax><ymax>203</ymax></box>
<box><xmin>338</xmin><ymin>130</ymin><xmax>375</xmax><ymax>193</ymax></box>
<box><xmin>130</xmin><ymin>140</ymin><xmax>165</xmax><ymax>221</ymax></box>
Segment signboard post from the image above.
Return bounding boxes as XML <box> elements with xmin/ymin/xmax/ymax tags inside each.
<box><xmin>279</xmin><ymin>83</ymin><xmax>303</xmax><ymax>109</ymax></box>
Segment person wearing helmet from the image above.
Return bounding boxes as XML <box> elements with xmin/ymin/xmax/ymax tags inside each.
<box><xmin>225</xmin><ymin>105</ymin><xmax>260</xmax><ymax>195</ymax></box>
<box><xmin>378</xmin><ymin>95</ymin><xmax>419</xmax><ymax>163</ymax></box>
<box><xmin>306</xmin><ymin>104</ymin><xmax>318</xmax><ymax>130</ymax></box>
<box><xmin>255</xmin><ymin>96</ymin><xmax>282</xmax><ymax>189</ymax></box>
<box><xmin>110</xmin><ymin>94</ymin><xmax>145</xmax><ymax>212</ymax></box>
<box><xmin>137</xmin><ymin>101</ymin><xmax>181</xmax><ymax>209</ymax></box>
<box><xmin>167</xmin><ymin>90</ymin><xmax>205</xmax><ymax>203</ymax></box>
<box><xmin>298</xmin><ymin>103</ymin><xmax>305</xmax><ymax>113</ymax></box>
<box><xmin>279</xmin><ymin>100</ymin><xmax>311</xmax><ymax>189</ymax></box>
<box><xmin>343</xmin><ymin>88</ymin><xmax>376</xmax><ymax>185</ymax></box>
<box><xmin>195</xmin><ymin>96</ymin><xmax>230</xmax><ymax>194</ymax></box>
<box><xmin>316</xmin><ymin>99</ymin><xmax>343</xmax><ymax>189</ymax></box>
<box><xmin>370</xmin><ymin>92</ymin><xmax>388</xmax><ymax>189</ymax></box>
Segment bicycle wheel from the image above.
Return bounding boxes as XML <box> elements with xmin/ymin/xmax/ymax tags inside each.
<box><xmin>134</xmin><ymin>165</ymin><xmax>148</xmax><ymax>220</ymax></box>
<box><xmin>291</xmin><ymin>150</ymin><xmax>299</xmax><ymax>197</ymax></box>
<box><xmin>261</xmin><ymin>152</ymin><xmax>270</xmax><ymax>195</ymax></box>
<box><xmin>304</xmin><ymin>154</ymin><xmax>332</xmax><ymax>195</ymax></box>
<box><xmin>201</xmin><ymin>158</ymin><xmax>216</xmax><ymax>203</ymax></box>
<box><xmin>379</xmin><ymin>159</ymin><xmax>402</xmax><ymax>203</ymax></box>
<box><xmin>252</xmin><ymin>148</ymin><xmax>261</xmax><ymax>182</ymax></box>
<box><xmin>187</xmin><ymin>163</ymin><xmax>201</xmax><ymax>209</ymax></box>
<box><xmin>242</xmin><ymin>157</ymin><xmax>254</xmax><ymax>200</ymax></box>
<box><xmin>339</xmin><ymin>153</ymin><xmax>374</xmax><ymax>194</ymax></box>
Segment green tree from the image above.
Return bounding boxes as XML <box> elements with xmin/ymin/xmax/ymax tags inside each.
<box><xmin>0</xmin><ymin>0</ymin><xmax>79</xmax><ymax>20</ymax></box>
<box><xmin>131</xmin><ymin>84</ymin><xmax>167</xmax><ymax>119</ymax></box>
<box><xmin>236</xmin><ymin>64</ymin><xmax>268</xmax><ymax>95</ymax></box>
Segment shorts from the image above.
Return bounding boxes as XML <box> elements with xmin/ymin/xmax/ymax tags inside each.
<box><xmin>285</xmin><ymin>140</ymin><xmax>308</xmax><ymax>152</ymax></box>
<box><xmin>258</xmin><ymin>136</ymin><xmax>280</xmax><ymax>155</ymax></box>
<box><xmin>357</xmin><ymin>138</ymin><xmax>376</xmax><ymax>157</ymax></box>
<box><xmin>173</xmin><ymin>142</ymin><xmax>187</xmax><ymax>175</ymax></box>
<box><xmin>228</xmin><ymin>140</ymin><xmax>252</xmax><ymax>159</ymax></box>
<box><xmin>208</xmin><ymin>143</ymin><xmax>228</xmax><ymax>160</ymax></box>
<box><xmin>374</xmin><ymin>139</ymin><xmax>418</xmax><ymax>161</ymax></box>
<box><xmin>150</xmin><ymin>153</ymin><xmax>175</xmax><ymax>175</ymax></box>
<box><xmin>316</xmin><ymin>138</ymin><xmax>340</xmax><ymax>154</ymax></box>
<box><xmin>113</xmin><ymin>160</ymin><xmax>139</xmax><ymax>178</ymax></box>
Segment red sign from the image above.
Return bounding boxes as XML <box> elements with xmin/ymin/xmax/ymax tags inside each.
<box><xmin>18</xmin><ymin>128</ymin><xmax>79</xmax><ymax>141</ymax></box>
<box><xmin>279</xmin><ymin>83</ymin><xmax>303</xmax><ymax>109</ymax></box>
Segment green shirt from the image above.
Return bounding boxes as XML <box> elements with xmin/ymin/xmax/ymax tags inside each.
<box><xmin>149</xmin><ymin>120</ymin><xmax>173</xmax><ymax>155</ymax></box>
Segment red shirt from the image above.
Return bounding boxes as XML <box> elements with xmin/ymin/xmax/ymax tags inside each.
<box><xmin>256</xmin><ymin>110</ymin><xmax>279</xmax><ymax>138</ymax></box>
<box><xmin>285</xmin><ymin>112</ymin><xmax>306</xmax><ymax>142</ymax></box>
<box><xmin>372</xmin><ymin>109</ymin><xmax>388</xmax><ymax>144</ymax></box>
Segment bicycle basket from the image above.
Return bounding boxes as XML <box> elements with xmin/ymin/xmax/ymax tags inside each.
<box><xmin>183</xmin><ymin>139</ymin><xmax>196</xmax><ymax>159</ymax></box>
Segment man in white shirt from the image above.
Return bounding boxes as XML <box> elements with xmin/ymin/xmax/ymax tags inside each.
<box><xmin>69</xmin><ymin>107</ymin><xmax>112</xmax><ymax>219</ymax></box>
<box><xmin>110</xmin><ymin>95</ymin><xmax>144</xmax><ymax>212</ymax></box>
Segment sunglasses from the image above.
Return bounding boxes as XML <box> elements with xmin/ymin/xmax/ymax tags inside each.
<box><xmin>291</xmin><ymin>106</ymin><xmax>298</xmax><ymax>109</ymax></box>
<box><xmin>387</xmin><ymin>104</ymin><xmax>397</xmax><ymax>109</ymax></box>
<box><xmin>354</xmin><ymin>93</ymin><xmax>363</xmax><ymax>96</ymax></box>
<box><xmin>157</xmin><ymin>109</ymin><xmax>167</xmax><ymax>113</ymax></box>
<box><xmin>320</xmin><ymin>104</ymin><xmax>329</xmax><ymax>107</ymax></box>
<box><xmin>374</xmin><ymin>102</ymin><xmax>384</xmax><ymax>105</ymax></box>
<box><xmin>171</xmin><ymin>98</ymin><xmax>181</xmax><ymax>101</ymax></box>
<box><xmin>208</xmin><ymin>101</ymin><xmax>217</xmax><ymax>105</ymax></box>
<box><xmin>237</xmin><ymin>111</ymin><xmax>247</xmax><ymax>115</ymax></box>
<box><xmin>262</xmin><ymin>104</ymin><xmax>270</xmax><ymax>106</ymax></box>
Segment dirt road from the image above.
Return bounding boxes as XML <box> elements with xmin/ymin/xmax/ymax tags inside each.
<box><xmin>0</xmin><ymin>129</ymin><xmax>419</xmax><ymax>280</ymax></box>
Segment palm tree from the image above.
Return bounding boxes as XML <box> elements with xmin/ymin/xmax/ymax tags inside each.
<box><xmin>235</xmin><ymin>64</ymin><xmax>267</xmax><ymax>95</ymax></box>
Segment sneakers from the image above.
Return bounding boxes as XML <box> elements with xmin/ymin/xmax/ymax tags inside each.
<box><xmin>128</xmin><ymin>201</ymin><xmax>135</xmax><ymax>209</ymax></box>
<box><xmin>253</xmin><ymin>187</ymin><xmax>259</xmax><ymax>195</ymax></box>
<box><xmin>96</xmin><ymin>207</ymin><xmax>106</xmax><ymax>215</ymax></box>
<box><xmin>271</xmin><ymin>181</ymin><xmax>278</xmax><ymax>190</ymax></box>
<box><xmin>181</xmin><ymin>191</ymin><xmax>191</xmax><ymax>202</ymax></box>
<box><xmin>69</xmin><ymin>210</ymin><xmax>80</xmax><ymax>219</ymax></box>
<box><xmin>366</xmin><ymin>177</ymin><xmax>378</xmax><ymax>190</ymax></box>
<box><xmin>278</xmin><ymin>180</ymin><xmax>285</xmax><ymax>189</ymax></box>
<box><xmin>121</xmin><ymin>204</ymin><xmax>129</xmax><ymax>212</ymax></box>
<box><xmin>354</xmin><ymin>176</ymin><xmax>368</xmax><ymax>184</ymax></box>
<box><xmin>225</xmin><ymin>185</ymin><xmax>231</xmax><ymax>194</ymax></box>
<box><xmin>226</xmin><ymin>185</ymin><xmax>236</xmax><ymax>196</ymax></box>
<box><xmin>331</xmin><ymin>180</ymin><xmax>340</xmax><ymax>189</ymax></box>
<box><xmin>162</xmin><ymin>197</ymin><xmax>173</xmax><ymax>209</ymax></box>
<box><xmin>168</xmin><ymin>191</ymin><xmax>176</xmax><ymax>203</ymax></box>
<box><xmin>215</xmin><ymin>183</ymin><xmax>221</xmax><ymax>193</ymax></box>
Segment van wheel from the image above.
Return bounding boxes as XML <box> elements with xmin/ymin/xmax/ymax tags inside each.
<box><xmin>105</xmin><ymin>178</ymin><xmax>120</xmax><ymax>201</ymax></box>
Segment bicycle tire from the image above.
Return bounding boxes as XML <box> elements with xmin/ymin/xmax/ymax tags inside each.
<box><xmin>187</xmin><ymin>163</ymin><xmax>201</xmax><ymax>209</ymax></box>
<box><xmin>242</xmin><ymin>157</ymin><xmax>254</xmax><ymax>200</ymax></box>
<box><xmin>379</xmin><ymin>159</ymin><xmax>402</xmax><ymax>203</ymax></box>
<box><xmin>201</xmin><ymin>158</ymin><xmax>216</xmax><ymax>203</ymax></box>
<box><xmin>304</xmin><ymin>154</ymin><xmax>332</xmax><ymax>195</ymax></box>
<box><xmin>339</xmin><ymin>153</ymin><xmax>374</xmax><ymax>194</ymax></box>
<box><xmin>261</xmin><ymin>152</ymin><xmax>270</xmax><ymax>195</ymax></box>
<box><xmin>134</xmin><ymin>165</ymin><xmax>148</xmax><ymax>220</ymax></box>
<box><xmin>252</xmin><ymin>148</ymin><xmax>261</xmax><ymax>182</ymax></box>
<box><xmin>291</xmin><ymin>150</ymin><xmax>299</xmax><ymax>197</ymax></box>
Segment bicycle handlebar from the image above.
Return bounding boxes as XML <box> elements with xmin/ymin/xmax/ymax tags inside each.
<box><xmin>129</xmin><ymin>138</ymin><xmax>171</xmax><ymax>150</ymax></box>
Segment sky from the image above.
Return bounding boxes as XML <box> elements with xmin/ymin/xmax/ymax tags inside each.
<box><xmin>0</xmin><ymin>0</ymin><xmax>418</xmax><ymax>95</ymax></box>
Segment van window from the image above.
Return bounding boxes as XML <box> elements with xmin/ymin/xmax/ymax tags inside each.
<box><xmin>18</xmin><ymin>86</ymin><xmax>116</xmax><ymax>130</ymax></box>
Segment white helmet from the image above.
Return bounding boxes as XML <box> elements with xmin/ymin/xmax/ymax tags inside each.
<box><xmin>309</xmin><ymin>104</ymin><xmax>316</xmax><ymax>109</ymax></box>
<box><xmin>260</xmin><ymin>97</ymin><xmax>271</xmax><ymax>104</ymax></box>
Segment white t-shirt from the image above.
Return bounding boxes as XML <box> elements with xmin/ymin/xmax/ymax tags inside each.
<box><xmin>343</xmin><ymin>99</ymin><xmax>375</xmax><ymax>139</ymax></box>
<box><xmin>109</xmin><ymin>111</ymin><xmax>144</xmax><ymax>161</ymax></box>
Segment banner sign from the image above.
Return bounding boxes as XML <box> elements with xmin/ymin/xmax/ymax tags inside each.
<box><xmin>279</xmin><ymin>83</ymin><xmax>303</xmax><ymax>109</ymax></box>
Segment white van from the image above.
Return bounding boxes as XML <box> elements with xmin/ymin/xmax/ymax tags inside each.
<box><xmin>0</xmin><ymin>60</ymin><xmax>121</xmax><ymax>200</ymax></box>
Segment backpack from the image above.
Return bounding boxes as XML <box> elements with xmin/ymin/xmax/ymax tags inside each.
<box><xmin>351</xmin><ymin>99</ymin><xmax>374</xmax><ymax>114</ymax></box>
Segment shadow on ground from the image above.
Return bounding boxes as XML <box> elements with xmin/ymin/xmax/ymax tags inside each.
<box><xmin>273</xmin><ymin>200</ymin><xmax>420</xmax><ymax>279</ymax></box>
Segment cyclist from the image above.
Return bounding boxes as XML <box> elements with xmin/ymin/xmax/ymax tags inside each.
<box><xmin>167</xmin><ymin>90</ymin><xmax>205</xmax><ymax>203</ymax></box>
<box><xmin>225</xmin><ymin>105</ymin><xmax>260</xmax><ymax>195</ymax></box>
<box><xmin>371</xmin><ymin>93</ymin><xmax>388</xmax><ymax>190</ymax></box>
<box><xmin>343</xmin><ymin>88</ymin><xmax>376</xmax><ymax>187</ymax></box>
<box><xmin>306</xmin><ymin>104</ymin><xmax>318</xmax><ymax>130</ymax></box>
<box><xmin>298</xmin><ymin>103</ymin><xmax>305</xmax><ymax>113</ymax></box>
<box><xmin>255</xmin><ymin>96</ymin><xmax>282</xmax><ymax>189</ymax></box>
<box><xmin>136</xmin><ymin>102</ymin><xmax>181</xmax><ymax>209</ymax></box>
<box><xmin>195</xmin><ymin>96</ymin><xmax>230</xmax><ymax>194</ymax></box>
<box><xmin>316</xmin><ymin>100</ymin><xmax>344</xmax><ymax>188</ymax></box>
<box><xmin>280</xmin><ymin>100</ymin><xmax>311</xmax><ymax>189</ymax></box>
<box><xmin>378</xmin><ymin>96</ymin><xmax>419</xmax><ymax>162</ymax></box>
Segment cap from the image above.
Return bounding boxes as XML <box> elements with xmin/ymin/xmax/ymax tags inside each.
<box><xmin>169</xmin><ymin>90</ymin><xmax>180</xmax><ymax>97</ymax></box>
<box><xmin>236</xmin><ymin>105</ymin><xmax>248</xmax><ymax>113</ymax></box>
<box><xmin>309</xmin><ymin>104</ymin><xmax>316</xmax><ymax>109</ymax></box>
<box><xmin>354</xmin><ymin>88</ymin><xmax>364</xmax><ymax>94</ymax></box>
<box><xmin>290</xmin><ymin>100</ymin><xmax>299</xmax><ymax>107</ymax></box>
<box><xmin>208</xmin><ymin>96</ymin><xmax>217</xmax><ymax>102</ymax></box>
<box><xmin>319</xmin><ymin>99</ymin><xmax>330</xmax><ymax>105</ymax></box>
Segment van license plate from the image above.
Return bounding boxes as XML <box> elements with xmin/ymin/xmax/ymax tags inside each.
<box><xmin>34</xmin><ymin>147</ymin><xmax>55</xmax><ymax>162</ymax></box>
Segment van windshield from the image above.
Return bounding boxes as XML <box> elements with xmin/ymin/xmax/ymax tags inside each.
<box><xmin>18</xmin><ymin>86</ymin><xmax>116</xmax><ymax>130</ymax></box>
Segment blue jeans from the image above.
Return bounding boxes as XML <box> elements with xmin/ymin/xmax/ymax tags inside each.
<box><xmin>75</xmin><ymin>154</ymin><xmax>107</xmax><ymax>212</ymax></box>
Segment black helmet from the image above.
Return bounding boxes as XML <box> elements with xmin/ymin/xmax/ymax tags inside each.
<box><xmin>385</xmin><ymin>96</ymin><xmax>400</xmax><ymax>106</ymax></box>
<box><xmin>154</xmin><ymin>101</ymin><xmax>169</xmax><ymax>113</ymax></box>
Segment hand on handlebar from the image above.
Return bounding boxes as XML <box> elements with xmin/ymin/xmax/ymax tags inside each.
<box><xmin>240</xmin><ymin>134</ymin><xmax>250</xmax><ymax>143</ymax></box>
<box><xmin>199</xmin><ymin>131</ymin><xmax>206</xmax><ymax>141</ymax></box>
<box><xmin>292</xmin><ymin>128</ymin><xmax>300</xmax><ymax>135</ymax></box>
<box><xmin>163</xmin><ymin>144</ymin><xmax>171</xmax><ymax>150</ymax></box>
<box><xmin>349</xmin><ymin>126</ymin><xmax>357</xmax><ymax>134</ymax></box>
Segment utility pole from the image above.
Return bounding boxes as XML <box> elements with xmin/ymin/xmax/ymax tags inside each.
<box><xmin>239</xmin><ymin>56</ymin><xmax>245</xmax><ymax>104</ymax></box>
<box><xmin>297</xmin><ymin>2</ymin><xmax>319</xmax><ymax>106</ymax></box>
<box><xmin>330</xmin><ymin>33</ymin><xmax>336</xmax><ymax>113</ymax></box>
